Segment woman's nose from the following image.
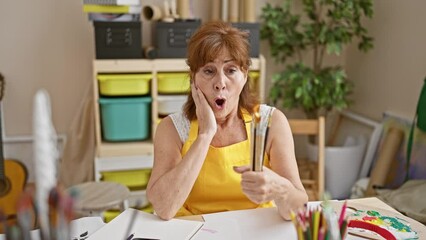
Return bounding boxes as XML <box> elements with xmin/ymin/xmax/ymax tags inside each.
<box><xmin>214</xmin><ymin>73</ymin><xmax>226</xmax><ymax>90</ymax></box>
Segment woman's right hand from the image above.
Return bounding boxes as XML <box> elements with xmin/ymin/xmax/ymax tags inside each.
<box><xmin>191</xmin><ymin>82</ymin><xmax>217</xmax><ymax>139</ymax></box>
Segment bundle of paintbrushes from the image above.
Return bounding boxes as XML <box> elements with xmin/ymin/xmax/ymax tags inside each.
<box><xmin>290</xmin><ymin>201</ymin><xmax>349</xmax><ymax>240</ymax></box>
<box><xmin>250</xmin><ymin>105</ymin><xmax>272</xmax><ymax>172</ymax></box>
<box><xmin>1</xmin><ymin>186</ymin><xmax>76</xmax><ymax>240</ymax></box>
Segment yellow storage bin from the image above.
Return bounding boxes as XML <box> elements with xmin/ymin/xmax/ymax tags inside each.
<box><xmin>101</xmin><ymin>168</ymin><xmax>152</xmax><ymax>190</ymax></box>
<box><xmin>249</xmin><ymin>71</ymin><xmax>260</xmax><ymax>80</ymax></box>
<box><xmin>249</xmin><ymin>71</ymin><xmax>260</xmax><ymax>85</ymax></box>
<box><xmin>98</xmin><ymin>73</ymin><xmax>152</xmax><ymax>96</ymax></box>
<box><xmin>157</xmin><ymin>72</ymin><xmax>190</xmax><ymax>94</ymax></box>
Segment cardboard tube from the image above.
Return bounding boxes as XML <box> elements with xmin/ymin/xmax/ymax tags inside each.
<box><xmin>144</xmin><ymin>46</ymin><xmax>157</xmax><ymax>59</ymax></box>
<box><xmin>211</xmin><ymin>0</ymin><xmax>221</xmax><ymax>21</ymax></box>
<box><xmin>177</xmin><ymin>0</ymin><xmax>190</xmax><ymax>19</ymax></box>
<box><xmin>228</xmin><ymin>0</ymin><xmax>239</xmax><ymax>22</ymax></box>
<box><xmin>221</xmin><ymin>0</ymin><xmax>228</xmax><ymax>22</ymax></box>
<box><xmin>244</xmin><ymin>0</ymin><xmax>255</xmax><ymax>23</ymax></box>
<box><xmin>365</xmin><ymin>127</ymin><xmax>404</xmax><ymax>196</ymax></box>
<box><xmin>143</xmin><ymin>5</ymin><xmax>163</xmax><ymax>21</ymax></box>
<box><xmin>239</xmin><ymin>0</ymin><xmax>245</xmax><ymax>22</ymax></box>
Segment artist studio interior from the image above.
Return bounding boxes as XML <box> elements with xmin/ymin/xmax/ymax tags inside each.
<box><xmin>0</xmin><ymin>0</ymin><xmax>425</xmax><ymax>239</ymax></box>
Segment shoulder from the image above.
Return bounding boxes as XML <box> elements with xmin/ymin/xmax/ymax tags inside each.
<box><xmin>155</xmin><ymin>115</ymin><xmax>176</xmax><ymax>138</ymax></box>
<box><xmin>260</xmin><ymin>105</ymin><xmax>290</xmax><ymax>131</ymax></box>
<box><xmin>168</xmin><ymin>111</ymin><xmax>190</xmax><ymax>143</ymax></box>
<box><xmin>155</xmin><ymin>114</ymin><xmax>184</xmax><ymax>150</ymax></box>
<box><xmin>259</xmin><ymin>104</ymin><xmax>288</xmax><ymax>122</ymax></box>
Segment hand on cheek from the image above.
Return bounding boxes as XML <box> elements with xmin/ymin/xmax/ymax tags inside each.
<box><xmin>191</xmin><ymin>80</ymin><xmax>217</xmax><ymax>137</ymax></box>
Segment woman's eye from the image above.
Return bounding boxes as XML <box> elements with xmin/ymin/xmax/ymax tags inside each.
<box><xmin>227</xmin><ymin>68</ymin><xmax>238</xmax><ymax>74</ymax></box>
<box><xmin>204</xmin><ymin>69</ymin><xmax>214</xmax><ymax>75</ymax></box>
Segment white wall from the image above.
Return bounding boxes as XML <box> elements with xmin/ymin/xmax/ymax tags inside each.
<box><xmin>345</xmin><ymin>0</ymin><xmax>426</xmax><ymax>121</ymax></box>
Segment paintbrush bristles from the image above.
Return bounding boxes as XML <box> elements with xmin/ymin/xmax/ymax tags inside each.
<box><xmin>253</xmin><ymin>105</ymin><xmax>261</xmax><ymax>123</ymax></box>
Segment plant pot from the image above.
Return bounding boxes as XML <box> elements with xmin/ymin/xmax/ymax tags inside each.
<box><xmin>306</xmin><ymin>136</ymin><xmax>367</xmax><ymax>199</ymax></box>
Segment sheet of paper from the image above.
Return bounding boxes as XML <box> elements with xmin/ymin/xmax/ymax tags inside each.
<box><xmin>70</xmin><ymin>216</ymin><xmax>106</xmax><ymax>240</ymax></box>
<box><xmin>202</xmin><ymin>207</ymin><xmax>297</xmax><ymax>240</ymax></box>
<box><xmin>87</xmin><ymin>208</ymin><xmax>203</xmax><ymax>240</ymax></box>
<box><xmin>192</xmin><ymin>218</ymin><xmax>242</xmax><ymax>240</ymax></box>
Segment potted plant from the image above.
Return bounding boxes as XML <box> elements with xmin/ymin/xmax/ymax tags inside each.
<box><xmin>260</xmin><ymin>0</ymin><xmax>373</xmax><ymax>119</ymax></box>
<box><xmin>260</xmin><ymin>0</ymin><xmax>374</xmax><ymax>198</ymax></box>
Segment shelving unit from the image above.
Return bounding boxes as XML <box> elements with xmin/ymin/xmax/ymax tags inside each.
<box><xmin>92</xmin><ymin>56</ymin><xmax>266</xmax><ymax>210</ymax></box>
<box><xmin>92</xmin><ymin>55</ymin><xmax>266</xmax><ymax>160</ymax></box>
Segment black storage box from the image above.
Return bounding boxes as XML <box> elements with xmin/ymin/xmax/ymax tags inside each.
<box><xmin>94</xmin><ymin>21</ymin><xmax>142</xmax><ymax>59</ymax></box>
<box><xmin>153</xmin><ymin>20</ymin><xmax>201</xmax><ymax>58</ymax></box>
<box><xmin>232</xmin><ymin>23</ymin><xmax>260</xmax><ymax>57</ymax></box>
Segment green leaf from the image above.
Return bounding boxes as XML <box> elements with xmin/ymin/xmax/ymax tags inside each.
<box><xmin>261</xmin><ymin>0</ymin><xmax>373</xmax><ymax>118</ymax></box>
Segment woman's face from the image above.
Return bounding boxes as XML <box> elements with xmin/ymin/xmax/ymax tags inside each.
<box><xmin>194</xmin><ymin>49</ymin><xmax>247</xmax><ymax>119</ymax></box>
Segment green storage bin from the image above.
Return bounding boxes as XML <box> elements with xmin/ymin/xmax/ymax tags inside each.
<box><xmin>99</xmin><ymin>97</ymin><xmax>152</xmax><ymax>141</ymax></box>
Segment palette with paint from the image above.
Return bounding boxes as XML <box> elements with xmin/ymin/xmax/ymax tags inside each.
<box><xmin>328</xmin><ymin>201</ymin><xmax>425</xmax><ymax>240</ymax></box>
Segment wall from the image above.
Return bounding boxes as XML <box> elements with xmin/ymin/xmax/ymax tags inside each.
<box><xmin>345</xmin><ymin>0</ymin><xmax>426</xmax><ymax>121</ymax></box>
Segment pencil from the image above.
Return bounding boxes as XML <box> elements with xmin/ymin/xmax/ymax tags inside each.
<box><xmin>338</xmin><ymin>201</ymin><xmax>347</xmax><ymax>227</ymax></box>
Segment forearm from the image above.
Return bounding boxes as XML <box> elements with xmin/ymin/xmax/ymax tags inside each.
<box><xmin>147</xmin><ymin>134</ymin><xmax>213</xmax><ymax>219</ymax></box>
<box><xmin>274</xmin><ymin>179</ymin><xmax>308</xmax><ymax>220</ymax></box>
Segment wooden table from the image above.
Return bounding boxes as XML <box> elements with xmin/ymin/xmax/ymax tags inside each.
<box><xmin>177</xmin><ymin>197</ymin><xmax>400</xmax><ymax>222</ymax></box>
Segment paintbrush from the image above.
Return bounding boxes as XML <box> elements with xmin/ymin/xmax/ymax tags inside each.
<box><xmin>17</xmin><ymin>190</ymin><xmax>35</xmax><ymax>240</ymax></box>
<box><xmin>250</xmin><ymin>105</ymin><xmax>267</xmax><ymax>172</ymax></box>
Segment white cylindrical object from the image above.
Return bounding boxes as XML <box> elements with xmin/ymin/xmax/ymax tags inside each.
<box><xmin>221</xmin><ymin>0</ymin><xmax>228</xmax><ymax>21</ymax></box>
<box><xmin>143</xmin><ymin>5</ymin><xmax>163</xmax><ymax>21</ymax></box>
<box><xmin>177</xmin><ymin>0</ymin><xmax>190</xmax><ymax>19</ymax></box>
<box><xmin>228</xmin><ymin>0</ymin><xmax>239</xmax><ymax>22</ymax></box>
<box><xmin>33</xmin><ymin>89</ymin><xmax>59</xmax><ymax>239</ymax></box>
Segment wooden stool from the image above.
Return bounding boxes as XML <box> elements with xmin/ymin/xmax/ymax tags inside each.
<box><xmin>68</xmin><ymin>181</ymin><xmax>130</xmax><ymax>218</ymax></box>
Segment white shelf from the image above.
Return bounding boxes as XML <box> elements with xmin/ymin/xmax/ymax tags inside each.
<box><xmin>92</xmin><ymin>56</ymin><xmax>265</xmax><ymax>177</ymax></box>
<box><xmin>97</xmin><ymin>141</ymin><xmax>154</xmax><ymax>158</ymax></box>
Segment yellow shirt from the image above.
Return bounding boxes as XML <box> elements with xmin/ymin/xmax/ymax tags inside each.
<box><xmin>176</xmin><ymin>109</ymin><xmax>274</xmax><ymax>216</ymax></box>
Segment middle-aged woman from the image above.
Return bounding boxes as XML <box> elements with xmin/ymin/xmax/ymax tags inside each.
<box><xmin>147</xmin><ymin>21</ymin><xmax>308</xmax><ymax>220</ymax></box>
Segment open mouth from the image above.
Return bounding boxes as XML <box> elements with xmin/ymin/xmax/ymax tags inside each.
<box><xmin>214</xmin><ymin>98</ymin><xmax>226</xmax><ymax>109</ymax></box>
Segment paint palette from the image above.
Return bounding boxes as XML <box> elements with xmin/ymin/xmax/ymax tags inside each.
<box><xmin>327</xmin><ymin>201</ymin><xmax>425</xmax><ymax>240</ymax></box>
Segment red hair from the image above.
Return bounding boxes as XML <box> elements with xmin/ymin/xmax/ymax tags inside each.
<box><xmin>183</xmin><ymin>21</ymin><xmax>259</xmax><ymax>120</ymax></box>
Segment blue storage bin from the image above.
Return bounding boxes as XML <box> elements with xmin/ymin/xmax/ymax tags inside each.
<box><xmin>99</xmin><ymin>97</ymin><xmax>152</xmax><ymax>141</ymax></box>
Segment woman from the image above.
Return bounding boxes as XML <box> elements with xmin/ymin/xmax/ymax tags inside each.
<box><xmin>146</xmin><ymin>21</ymin><xmax>307</xmax><ymax>220</ymax></box>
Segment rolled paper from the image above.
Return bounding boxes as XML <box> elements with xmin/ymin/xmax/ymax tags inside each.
<box><xmin>239</xmin><ymin>0</ymin><xmax>245</xmax><ymax>22</ymax></box>
<box><xmin>211</xmin><ymin>0</ymin><xmax>221</xmax><ymax>21</ymax></box>
<box><xmin>366</xmin><ymin>127</ymin><xmax>404</xmax><ymax>196</ymax></box>
<box><xmin>170</xmin><ymin>0</ymin><xmax>178</xmax><ymax>18</ymax></box>
<box><xmin>228</xmin><ymin>0</ymin><xmax>239</xmax><ymax>22</ymax></box>
<box><xmin>221</xmin><ymin>0</ymin><xmax>228</xmax><ymax>22</ymax></box>
<box><xmin>143</xmin><ymin>5</ymin><xmax>163</xmax><ymax>21</ymax></box>
<box><xmin>244</xmin><ymin>0</ymin><xmax>255</xmax><ymax>22</ymax></box>
<box><xmin>144</xmin><ymin>46</ymin><xmax>157</xmax><ymax>59</ymax></box>
<box><xmin>163</xmin><ymin>0</ymin><xmax>170</xmax><ymax>17</ymax></box>
<box><xmin>177</xmin><ymin>0</ymin><xmax>190</xmax><ymax>19</ymax></box>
